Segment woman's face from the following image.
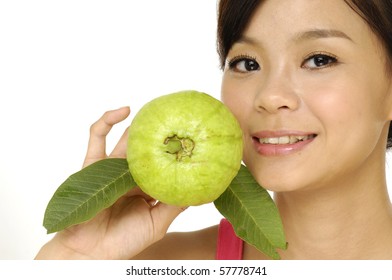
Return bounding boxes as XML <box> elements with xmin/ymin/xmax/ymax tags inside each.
<box><xmin>221</xmin><ymin>0</ymin><xmax>392</xmax><ymax>192</ymax></box>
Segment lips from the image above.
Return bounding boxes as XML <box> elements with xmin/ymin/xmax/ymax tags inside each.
<box><xmin>258</xmin><ymin>134</ymin><xmax>316</xmax><ymax>144</ymax></box>
<box><xmin>252</xmin><ymin>131</ymin><xmax>317</xmax><ymax>156</ymax></box>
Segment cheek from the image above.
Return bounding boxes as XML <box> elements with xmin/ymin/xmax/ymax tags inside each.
<box><xmin>305</xmin><ymin>72</ymin><xmax>371</xmax><ymax>128</ymax></box>
<box><xmin>221</xmin><ymin>77</ymin><xmax>252</xmax><ymax>130</ymax></box>
<box><xmin>312</xmin><ymin>74</ymin><xmax>386</xmax><ymax>124</ymax></box>
<box><xmin>307</xmin><ymin>79</ymin><xmax>386</xmax><ymax>159</ymax></box>
<box><xmin>309</xmin><ymin>87</ymin><xmax>355</xmax><ymax>127</ymax></box>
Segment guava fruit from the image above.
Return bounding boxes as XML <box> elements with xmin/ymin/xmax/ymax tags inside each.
<box><xmin>127</xmin><ymin>90</ymin><xmax>243</xmax><ymax>206</ymax></box>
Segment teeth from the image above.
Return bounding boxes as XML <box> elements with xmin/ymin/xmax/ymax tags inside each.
<box><xmin>259</xmin><ymin>135</ymin><xmax>313</xmax><ymax>144</ymax></box>
<box><xmin>279</xmin><ymin>136</ymin><xmax>290</xmax><ymax>144</ymax></box>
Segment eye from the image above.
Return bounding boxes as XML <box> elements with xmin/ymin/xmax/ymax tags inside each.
<box><xmin>227</xmin><ymin>55</ymin><xmax>260</xmax><ymax>73</ymax></box>
<box><xmin>302</xmin><ymin>52</ymin><xmax>338</xmax><ymax>69</ymax></box>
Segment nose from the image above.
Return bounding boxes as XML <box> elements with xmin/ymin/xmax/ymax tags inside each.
<box><xmin>254</xmin><ymin>74</ymin><xmax>300</xmax><ymax>114</ymax></box>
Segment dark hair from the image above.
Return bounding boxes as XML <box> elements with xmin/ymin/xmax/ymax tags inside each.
<box><xmin>217</xmin><ymin>0</ymin><xmax>260</xmax><ymax>69</ymax></box>
<box><xmin>216</xmin><ymin>0</ymin><xmax>392</xmax><ymax>148</ymax></box>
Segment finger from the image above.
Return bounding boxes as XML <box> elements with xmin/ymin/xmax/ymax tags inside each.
<box><xmin>150</xmin><ymin>202</ymin><xmax>188</xmax><ymax>239</ymax></box>
<box><xmin>120</xmin><ymin>187</ymin><xmax>155</xmax><ymax>202</ymax></box>
<box><xmin>109</xmin><ymin>126</ymin><xmax>129</xmax><ymax>158</ymax></box>
<box><xmin>83</xmin><ymin>106</ymin><xmax>130</xmax><ymax>167</ymax></box>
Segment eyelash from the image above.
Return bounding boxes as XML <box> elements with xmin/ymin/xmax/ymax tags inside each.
<box><xmin>226</xmin><ymin>54</ymin><xmax>260</xmax><ymax>72</ymax></box>
<box><xmin>301</xmin><ymin>52</ymin><xmax>339</xmax><ymax>69</ymax></box>
<box><xmin>226</xmin><ymin>51</ymin><xmax>339</xmax><ymax>73</ymax></box>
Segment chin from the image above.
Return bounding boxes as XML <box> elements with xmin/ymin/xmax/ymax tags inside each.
<box><xmin>247</xmin><ymin>164</ymin><xmax>309</xmax><ymax>193</ymax></box>
<box><xmin>244</xmin><ymin>148</ymin><xmax>324</xmax><ymax>193</ymax></box>
<box><xmin>258</xmin><ymin>180</ymin><xmax>303</xmax><ymax>193</ymax></box>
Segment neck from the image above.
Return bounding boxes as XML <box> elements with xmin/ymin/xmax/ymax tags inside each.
<box><xmin>274</xmin><ymin>170</ymin><xmax>392</xmax><ymax>259</ymax></box>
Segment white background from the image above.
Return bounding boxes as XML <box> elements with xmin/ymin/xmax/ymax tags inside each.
<box><xmin>1</xmin><ymin>1</ymin><xmax>392</xmax><ymax>260</ymax></box>
<box><xmin>0</xmin><ymin>0</ymin><xmax>223</xmax><ymax>259</ymax></box>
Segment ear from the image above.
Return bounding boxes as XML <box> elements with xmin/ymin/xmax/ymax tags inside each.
<box><xmin>386</xmin><ymin>78</ymin><xmax>392</xmax><ymax>120</ymax></box>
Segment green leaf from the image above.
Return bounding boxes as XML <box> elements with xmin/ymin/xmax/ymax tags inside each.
<box><xmin>43</xmin><ymin>158</ymin><xmax>136</xmax><ymax>234</ymax></box>
<box><xmin>214</xmin><ymin>165</ymin><xmax>287</xmax><ymax>260</ymax></box>
<box><xmin>43</xmin><ymin>160</ymin><xmax>286</xmax><ymax>260</ymax></box>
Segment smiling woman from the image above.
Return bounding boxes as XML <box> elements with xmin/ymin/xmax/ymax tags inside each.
<box><xmin>33</xmin><ymin>0</ymin><xmax>392</xmax><ymax>260</ymax></box>
<box><xmin>220</xmin><ymin>0</ymin><xmax>392</xmax><ymax>259</ymax></box>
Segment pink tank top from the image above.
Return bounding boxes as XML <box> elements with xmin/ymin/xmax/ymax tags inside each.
<box><xmin>216</xmin><ymin>219</ymin><xmax>244</xmax><ymax>260</ymax></box>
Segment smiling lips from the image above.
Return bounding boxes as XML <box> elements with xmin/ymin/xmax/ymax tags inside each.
<box><xmin>252</xmin><ymin>132</ymin><xmax>317</xmax><ymax>156</ymax></box>
<box><xmin>258</xmin><ymin>134</ymin><xmax>316</xmax><ymax>144</ymax></box>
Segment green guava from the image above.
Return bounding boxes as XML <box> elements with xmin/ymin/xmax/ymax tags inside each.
<box><xmin>127</xmin><ymin>90</ymin><xmax>243</xmax><ymax>206</ymax></box>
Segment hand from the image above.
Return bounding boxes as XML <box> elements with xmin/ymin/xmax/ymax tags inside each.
<box><xmin>35</xmin><ymin>107</ymin><xmax>186</xmax><ymax>259</ymax></box>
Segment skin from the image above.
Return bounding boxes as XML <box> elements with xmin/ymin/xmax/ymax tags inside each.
<box><xmin>35</xmin><ymin>108</ymin><xmax>191</xmax><ymax>260</ymax></box>
<box><xmin>36</xmin><ymin>0</ymin><xmax>392</xmax><ymax>259</ymax></box>
<box><xmin>222</xmin><ymin>0</ymin><xmax>392</xmax><ymax>259</ymax></box>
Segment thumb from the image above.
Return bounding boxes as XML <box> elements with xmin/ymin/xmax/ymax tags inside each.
<box><xmin>150</xmin><ymin>202</ymin><xmax>188</xmax><ymax>240</ymax></box>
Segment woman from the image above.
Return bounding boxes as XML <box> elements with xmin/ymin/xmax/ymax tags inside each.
<box><xmin>35</xmin><ymin>0</ymin><xmax>392</xmax><ymax>259</ymax></box>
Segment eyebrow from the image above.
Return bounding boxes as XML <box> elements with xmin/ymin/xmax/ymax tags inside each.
<box><xmin>236</xmin><ymin>28</ymin><xmax>354</xmax><ymax>47</ymax></box>
<box><xmin>293</xmin><ymin>29</ymin><xmax>354</xmax><ymax>43</ymax></box>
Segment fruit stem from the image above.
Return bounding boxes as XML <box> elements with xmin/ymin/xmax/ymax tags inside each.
<box><xmin>165</xmin><ymin>139</ymin><xmax>182</xmax><ymax>154</ymax></box>
<box><xmin>164</xmin><ymin>135</ymin><xmax>195</xmax><ymax>161</ymax></box>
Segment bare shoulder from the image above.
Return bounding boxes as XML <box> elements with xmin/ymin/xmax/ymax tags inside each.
<box><xmin>133</xmin><ymin>224</ymin><xmax>219</xmax><ymax>260</ymax></box>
